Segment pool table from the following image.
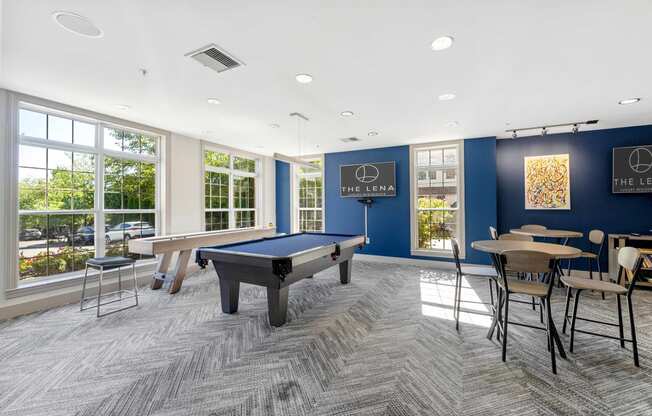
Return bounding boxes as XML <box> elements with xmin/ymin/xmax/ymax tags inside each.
<box><xmin>197</xmin><ymin>232</ymin><xmax>365</xmax><ymax>326</ymax></box>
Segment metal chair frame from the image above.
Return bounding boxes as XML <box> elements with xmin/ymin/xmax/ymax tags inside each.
<box><xmin>80</xmin><ymin>259</ymin><xmax>139</xmax><ymax>317</ymax></box>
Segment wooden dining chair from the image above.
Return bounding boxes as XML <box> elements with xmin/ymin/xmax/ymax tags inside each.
<box><xmin>489</xmin><ymin>226</ymin><xmax>498</xmax><ymax>240</ymax></box>
<box><xmin>567</xmin><ymin>229</ymin><xmax>606</xmax><ymax>299</ymax></box>
<box><xmin>493</xmin><ymin>250</ymin><xmax>564</xmax><ymax>373</ymax></box>
<box><xmin>452</xmin><ymin>238</ymin><xmax>497</xmax><ymax>331</ymax></box>
<box><xmin>561</xmin><ymin>246</ymin><xmax>642</xmax><ymax>367</ymax></box>
<box><xmin>498</xmin><ymin>233</ymin><xmax>534</xmax><ymax>242</ymax></box>
<box><xmin>521</xmin><ymin>224</ymin><xmax>547</xmax><ymax>231</ymax></box>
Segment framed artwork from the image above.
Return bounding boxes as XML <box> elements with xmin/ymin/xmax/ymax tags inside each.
<box><xmin>524</xmin><ymin>154</ymin><xmax>570</xmax><ymax>210</ymax></box>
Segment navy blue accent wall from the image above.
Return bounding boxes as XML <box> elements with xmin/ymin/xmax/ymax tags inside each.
<box><xmin>324</xmin><ymin>139</ymin><xmax>497</xmax><ymax>264</ymax></box>
<box><xmin>464</xmin><ymin>137</ymin><xmax>498</xmax><ymax>264</ymax></box>
<box><xmin>497</xmin><ymin>125</ymin><xmax>652</xmax><ymax>270</ymax></box>
<box><xmin>275</xmin><ymin>160</ymin><xmax>291</xmax><ymax>234</ymax></box>
<box><xmin>325</xmin><ymin>145</ymin><xmax>412</xmax><ymax>257</ymax></box>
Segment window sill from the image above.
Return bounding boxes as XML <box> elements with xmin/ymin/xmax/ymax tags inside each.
<box><xmin>411</xmin><ymin>249</ymin><xmax>464</xmax><ymax>260</ymax></box>
<box><xmin>6</xmin><ymin>260</ymin><xmax>158</xmax><ymax>299</ymax></box>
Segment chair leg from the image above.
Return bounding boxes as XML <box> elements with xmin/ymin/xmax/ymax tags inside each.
<box><xmin>562</xmin><ymin>286</ymin><xmax>572</xmax><ymax>334</ymax></box>
<box><xmin>132</xmin><ymin>263</ymin><xmax>139</xmax><ymax>306</ymax></box>
<box><xmin>497</xmin><ymin>288</ymin><xmax>503</xmax><ymax>342</ymax></box>
<box><xmin>570</xmin><ymin>289</ymin><xmax>582</xmax><ymax>353</ymax></box>
<box><xmin>588</xmin><ymin>259</ymin><xmax>593</xmax><ymax>280</ymax></box>
<box><xmin>488</xmin><ymin>279</ymin><xmax>494</xmax><ymax>309</ymax></box>
<box><xmin>539</xmin><ymin>299</ymin><xmax>544</xmax><ymax>324</ymax></box>
<box><xmin>545</xmin><ymin>297</ymin><xmax>557</xmax><ymax>374</ymax></box>
<box><xmin>454</xmin><ymin>272</ymin><xmax>461</xmax><ymax>331</ymax></box>
<box><xmin>502</xmin><ymin>292</ymin><xmax>509</xmax><ymax>362</ymax></box>
<box><xmin>597</xmin><ymin>260</ymin><xmax>605</xmax><ymax>300</ymax></box>
<box><xmin>627</xmin><ymin>295</ymin><xmax>639</xmax><ymax>367</ymax></box>
<box><xmin>80</xmin><ymin>265</ymin><xmax>89</xmax><ymax>311</ymax></box>
<box><xmin>118</xmin><ymin>266</ymin><xmax>122</xmax><ymax>299</ymax></box>
<box><xmin>617</xmin><ymin>294</ymin><xmax>624</xmax><ymax>348</ymax></box>
<box><xmin>96</xmin><ymin>267</ymin><xmax>104</xmax><ymax>318</ymax></box>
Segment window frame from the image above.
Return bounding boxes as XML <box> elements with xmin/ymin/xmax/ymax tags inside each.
<box><xmin>201</xmin><ymin>142</ymin><xmax>261</xmax><ymax>231</ymax></box>
<box><xmin>409</xmin><ymin>140</ymin><xmax>465</xmax><ymax>259</ymax></box>
<box><xmin>11</xmin><ymin>99</ymin><xmax>163</xmax><ymax>287</ymax></box>
<box><xmin>291</xmin><ymin>155</ymin><xmax>325</xmax><ymax>233</ymax></box>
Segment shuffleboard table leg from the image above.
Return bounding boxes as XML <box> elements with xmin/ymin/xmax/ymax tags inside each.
<box><xmin>305</xmin><ymin>275</ymin><xmax>314</xmax><ymax>279</ymax></box>
<box><xmin>168</xmin><ymin>249</ymin><xmax>192</xmax><ymax>294</ymax></box>
<box><xmin>339</xmin><ymin>260</ymin><xmax>352</xmax><ymax>284</ymax></box>
<box><xmin>151</xmin><ymin>252</ymin><xmax>173</xmax><ymax>290</ymax></box>
<box><xmin>219</xmin><ymin>277</ymin><xmax>240</xmax><ymax>314</ymax></box>
<box><xmin>267</xmin><ymin>286</ymin><xmax>289</xmax><ymax>327</ymax></box>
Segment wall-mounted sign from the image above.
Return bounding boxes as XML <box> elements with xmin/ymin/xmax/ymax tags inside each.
<box><xmin>340</xmin><ymin>162</ymin><xmax>396</xmax><ymax>197</ymax></box>
<box><xmin>524</xmin><ymin>154</ymin><xmax>571</xmax><ymax>210</ymax></box>
<box><xmin>613</xmin><ymin>145</ymin><xmax>652</xmax><ymax>193</ymax></box>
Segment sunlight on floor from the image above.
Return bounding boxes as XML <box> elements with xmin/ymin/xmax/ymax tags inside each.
<box><xmin>419</xmin><ymin>270</ymin><xmax>492</xmax><ymax>328</ymax></box>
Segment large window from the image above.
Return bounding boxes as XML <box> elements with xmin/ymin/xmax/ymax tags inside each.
<box><xmin>17</xmin><ymin>104</ymin><xmax>161</xmax><ymax>282</ymax></box>
<box><xmin>203</xmin><ymin>149</ymin><xmax>258</xmax><ymax>231</ymax></box>
<box><xmin>411</xmin><ymin>142</ymin><xmax>464</xmax><ymax>257</ymax></box>
<box><xmin>294</xmin><ymin>159</ymin><xmax>323</xmax><ymax>232</ymax></box>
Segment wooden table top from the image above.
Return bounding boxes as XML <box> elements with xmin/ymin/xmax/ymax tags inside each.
<box><xmin>509</xmin><ymin>228</ymin><xmax>583</xmax><ymax>239</ymax></box>
<box><xmin>472</xmin><ymin>240</ymin><xmax>582</xmax><ymax>259</ymax></box>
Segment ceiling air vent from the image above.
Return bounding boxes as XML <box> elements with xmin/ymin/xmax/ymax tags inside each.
<box><xmin>185</xmin><ymin>44</ymin><xmax>244</xmax><ymax>74</ymax></box>
<box><xmin>340</xmin><ymin>137</ymin><xmax>361</xmax><ymax>143</ymax></box>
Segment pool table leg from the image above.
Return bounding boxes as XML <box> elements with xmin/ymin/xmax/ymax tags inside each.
<box><xmin>339</xmin><ymin>260</ymin><xmax>352</xmax><ymax>284</ymax></box>
<box><xmin>219</xmin><ymin>278</ymin><xmax>240</xmax><ymax>314</ymax></box>
<box><xmin>267</xmin><ymin>286</ymin><xmax>289</xmax><ymax>327</ymax></box>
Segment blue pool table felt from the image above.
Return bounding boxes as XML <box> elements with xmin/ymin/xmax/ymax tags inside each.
<box><xmin>209</xmin><ymin>233</ymin><xmax>357</xmax><ymax>257</ymax></box>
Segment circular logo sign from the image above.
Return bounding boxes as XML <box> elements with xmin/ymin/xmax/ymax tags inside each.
<box><xmin>355</xmin><ymin>164</ymin><xmax>379</xmax><ymax>183</ymax></box>
<box><xmin>629</xmin><ymin>147</ymin><xmax>652</xmax><ymax>174</ymax></box>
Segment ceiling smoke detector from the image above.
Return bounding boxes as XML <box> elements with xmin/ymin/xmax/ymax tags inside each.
<box><xmin>186</xmin><ymin>44</ymin><xmax>244</xmax><ymax>74</ymax></box>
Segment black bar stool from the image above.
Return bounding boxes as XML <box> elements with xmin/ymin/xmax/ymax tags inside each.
<box><xmin>80</xmin><ymin>256</ymin><xmax>139</xmax><ymax>317</ymax></box>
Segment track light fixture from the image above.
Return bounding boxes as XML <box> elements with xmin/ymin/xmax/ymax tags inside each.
<box><xmin>505</xmin><ymin>119</ymin><xmax>597</xmax><ymax>139</ymax></box>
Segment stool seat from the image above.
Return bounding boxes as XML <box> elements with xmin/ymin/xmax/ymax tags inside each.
<box><xmin>561</xmin><ymin>276</ymin><xmax>627</xmax><ymax>294</ymax></box>
<box><xmin>86</xmin><ymin>256</ymin><xmax>136</xmax><ymax>269</ymax></box>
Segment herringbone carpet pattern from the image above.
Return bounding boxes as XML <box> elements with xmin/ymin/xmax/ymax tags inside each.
<box><xmin>1</xmin><ymin>261</ymin><xmax>652</xmax><ymax>415</ymax></box>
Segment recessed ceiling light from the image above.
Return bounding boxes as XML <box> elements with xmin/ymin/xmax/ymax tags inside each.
<box><xmin>438</xmin><ymin>93</ymin><xmax>456</xmax><ymax>101</ymax></box>
<box><xmin>340</xmin><ymin>110</ymin><xmax>354</xmax><ymax>117</ymax></box>
<box><xmin>431</xmin><ymin>36</ymin><xmax>454</xmax><ymax>51</ymax></box>
<box><xmin>445</xmin><ymin>121</ymin><xmax>459</xmax><ymax>128</ymax></box>
<box><xmin>114</xmin><ymin>104</ymin><xmax>130</xmax><ymax>111</ymax></box>
<box><xmin>295</xmin><ymin>74</ymin><xmax>313</xmax><ymax>84</ymax></box>
<box><xmin>368</xmin><ymin>131</ymin><xmax>379</xmax><ymax>136</ymax></box>
<box><xmin>269</xmin><ymin>123</ymin><xmax>280</xmax><ymax>128</ymax></box>
<box><xmin>52</xmin><ymin>11</ymin><xmax>103</xmax><ymax>38</ymax></box>
<box><xmin>618</xmin><ymin>97</ymin><xmax>641</xmax><ymax>105</ymax></box>
<box><xmin>207</xmin><ymin>98</ymin><xmax>221</xmax><ymax>105</ymax></box>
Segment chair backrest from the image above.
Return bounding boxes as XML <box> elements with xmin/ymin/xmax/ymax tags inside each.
<box><xmin>501</xmin><ymin>250</ymin><xmax>553</xmax><ymax>274</ymax></box>
<box><xmin>498</xmin><ymin>233</ymin><xmax>534</xmax><ymax>242</ymax></box>
<box><xmin>451</xmin><ymin>238</ymin><xmax>462</xmax><ymax>273</ymax></box>
<box><xmin>618</xmin><ymin>246</ymin><xmax>642</xmax><ymax>286</ymax></box>
<box><xmin>588</xmin><ymin>229</ymin><xmax>605</xmax><ymax>245</ymax></box>
<box><xmin>521</xmin><ymin>224</ymin><xmax>547</xmax><ymax>231</ymax></box>
<box><xmin>489</xmin><ymin>226</ymin><xmax>498</xmax><ymax>240</ymax></box>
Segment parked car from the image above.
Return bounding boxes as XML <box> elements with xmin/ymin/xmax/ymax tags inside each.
<box><xmin>67</xmin><ymin>226</ymin><xmax>95</xmax><ymax>246</ymax></box>
<box><xmin>20</xmin><ymin>228</ymin><xmax>42</xmax><ymax>241</ymax></box>
<box><xmin>105</xmin><ymin>222</ymin><xmax>155</xmax><ymax>244</ymax></box>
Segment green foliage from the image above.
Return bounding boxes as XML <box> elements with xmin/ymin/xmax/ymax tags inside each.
<box><xmin>205</xmin><ymin>150</ymin><xmax>230</xmax><ymax>168</ymax></box>
<box><xmin>19</xmin><ymin>246</ymin><xmax>94</xmax><ymax>280</ymax></box>
<box><xmin>417</xmin><ymin>197</ymin><xmax>455</xmax><ymax>249</ymax></box>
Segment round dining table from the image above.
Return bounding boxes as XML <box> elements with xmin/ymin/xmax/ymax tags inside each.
<box><xmin>471</xmin><ymin>239</ymin><xmax>582</xmax><ymax>359</ymax></box>
<box><xmin>509</xmin><ymin>228</ymin><xmax>583</xmax><ymax>243</ymax></box>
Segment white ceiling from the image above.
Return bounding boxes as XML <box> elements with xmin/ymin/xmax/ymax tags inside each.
<box><xmin>1</xmin><ymin>0</ymin><xmax>651</xmax><ymax>155</ymax></box>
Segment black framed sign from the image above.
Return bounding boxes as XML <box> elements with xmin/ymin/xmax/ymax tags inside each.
<box><xmin>613</xmin><ymin>145</ymin><xmax>652</xmax><ymax>193</ymax></box>
<box><xmin>340</xmin><ymin>161</ymin><xmax>396</xmax><ymax>197</ymax></box>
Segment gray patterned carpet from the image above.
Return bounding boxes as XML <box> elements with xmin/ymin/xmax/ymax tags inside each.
<box><xmin>2</xmin><ymin>260</ymin><xmax>652</xmax><ymax>415</ymax></box>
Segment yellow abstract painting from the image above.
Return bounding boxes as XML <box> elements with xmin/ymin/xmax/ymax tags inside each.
<box><xmin>524</xmin><ymin>154</ymin><xmax>570</xmax><ymax>210</ymax></box>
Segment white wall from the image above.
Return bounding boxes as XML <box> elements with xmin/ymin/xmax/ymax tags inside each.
<box><xmin>0</xmin><ymin>89</ymin><xmax>8</xmax><ymax>303</ymax></box>
<box><xmin>169</xmin><ymin>133</ymin><xmax>203</xmax><ymax>234</ymax></box>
